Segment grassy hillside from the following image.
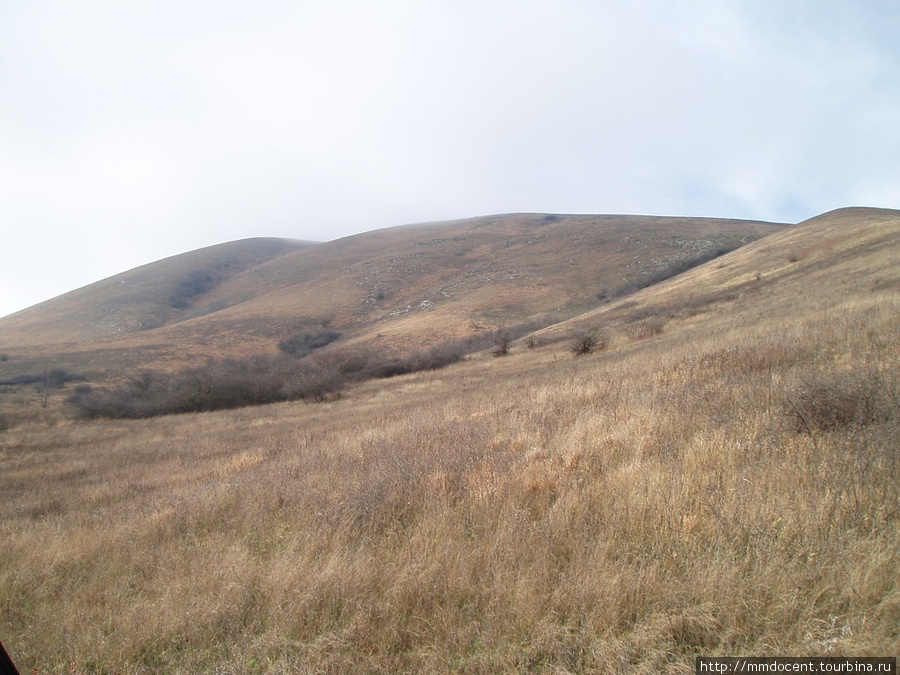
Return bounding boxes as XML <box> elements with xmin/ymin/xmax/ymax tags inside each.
<box><xmin>537</xmin><ymin>206</ymin><xmax>900</xmax><ymax>346</ymax></box>
<box><xmin>0</xmin><ymin>213</ymin><xmax>780</xmax><ymax>382</ymax></box>
<box><xmin>1</xmin><ymin>207</ymin><xmax>898</xmax><ymax>673</ymax></box>
<box><xmin>0</xmin><ymin>237</ymin><xmax>314</xmax><ymax>344</ymax></box>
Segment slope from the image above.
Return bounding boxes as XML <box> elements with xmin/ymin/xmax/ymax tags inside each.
<box><xmin>537</xmin><ymin>206</ymin><xmax>900</xmax><ymax>347</ymax></box>
<box><xmin>1</xmin><ymin>207</ymin><xmax>898</xmax><ymax>671</ymax></box>
<box><xmin>0</xmin><ymin>213</ymin><xmax>783</xmax><ymax>380</ymax></box>
<box><xmin>0</xmin><ymin>237</ymin><xmax>314</xmax><ymax>344</ymax></box>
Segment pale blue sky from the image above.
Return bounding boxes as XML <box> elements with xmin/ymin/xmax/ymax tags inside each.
<box><xmin>1</xmin><ymin>0</ymin><xmax>898</xmax><ymax>317</ymax></box>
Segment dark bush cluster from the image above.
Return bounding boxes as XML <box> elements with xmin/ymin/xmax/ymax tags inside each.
<box><xmin>570</xmin><ymin>332</ymin><xmax>606</xmax><ymax>356</ymax></box>
<box><xmin>67</xmin><ymin>330</ymin><xmax>508</xmax><ymax>419</ymax></box>
<box><xmin>278</xmin><ymin>329</ymin><xmax>342</xmax><ymax>358</ymax></box>
<box><xmin>67</xmin><ymin>320</ymin><xmax>562</xmax><ymax>419</ymax></box>
<box><xmin>325</xmin><ymin>338</ymin><xmax>474</xmax><ymax>380</ymax></box>
<box><xmin>67</xmin><ymin>355</ymin><xmax>342</xmax><ymax>419</ymax></box>
<box><xmin>0</xmin><ymin>369</ymin><xmax>83</xmax><ymax>388</ymax></box>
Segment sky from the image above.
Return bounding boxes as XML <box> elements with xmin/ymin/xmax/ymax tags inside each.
<box><xmin>1</xmin><ymin>0</ymin><xmax>899</xmax><ymax>318</ymax></box>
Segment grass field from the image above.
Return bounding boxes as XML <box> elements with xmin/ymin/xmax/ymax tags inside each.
<box><xmin>1</xmin><ymin>209</ymin><xmax>898</xmax><ymax>673</ymax></box>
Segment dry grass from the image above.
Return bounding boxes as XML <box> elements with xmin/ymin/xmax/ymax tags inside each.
<box><xmin>3</xmin><ymin>294</ymin><xmax>898</xmax><ymax>673</ymax></box>
<box><xmin>1</xmin><ymin>210</ymin><xmax>898</xmax><ymax>673</ymax></box>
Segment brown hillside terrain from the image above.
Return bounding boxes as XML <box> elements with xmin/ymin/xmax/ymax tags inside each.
<box><xmin>0</xmin><ymin>237</ymin><xmax>314</xmax><ymax>344</ymax></box>
<box><xmin>0</xmin><ymin>207</ymin><xmax>898</xmax><ymax>672</ymax></box>
<box><xmin>539</xmin><ymin>206</ymin><xmax>900</xmax><ymax>345</ymax></box>
<box><xmin>0</xmin><ymin>213</ymin><xmax>780</xmax><ymax>380</ymax></box>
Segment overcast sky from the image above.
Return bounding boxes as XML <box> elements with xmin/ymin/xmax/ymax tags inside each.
<box><xmin>1</xmin><ymin>0</ymin><xmax>898</xmax><ymax>318</ymax></box>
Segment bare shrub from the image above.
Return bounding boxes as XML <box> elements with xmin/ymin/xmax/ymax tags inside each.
<box><xmin>570</xmin><ymin>332</ymin><xmax>604</xmax><ymax>356</ymax></box>
<box><xmin>492</xmin><ymin>332</ymin><xmax>512</xmax><ymax>357</ymax></box>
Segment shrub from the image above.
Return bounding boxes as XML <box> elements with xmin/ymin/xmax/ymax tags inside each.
<box><xmin>0</xmin><ymin>369</ymin><xmax>83</xmax><ymax>388</ymax></box>
<box><xmin>0</xmin><ymin>374</ymin><xmax>43</xmax><ymax>386</ymax></box>
<box><xmin>67</xmin><ymin>321</ymin><xmax>563</xmax><ymax>419</ymax></box>
<box><xmin>571</xmin><ymin>333</ymin><xmax>600</xmax><ymax>356</ymax></box>
<box><xmin>67</xmin><ymin>356</ymin><xmax>344</xmax><ymax>419</ymax></box>
<box><xmin>492</xmin><ymin>332</ymin><xmax>512</xmax><ymax>357</ymax></box>
<box><xmin>279</xmin><ymin>329</ymin><xmax>342</xmax><ymax>358</ymax></box>
<box><xmin>354</xmin><ymin>340</ymin><xmax>470</xmax><ymax>379</ymax></box>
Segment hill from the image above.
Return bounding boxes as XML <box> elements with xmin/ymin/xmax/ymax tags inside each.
<box><xmin>0</xmin><ymin>237</ymin><xmax>314</xmax><ymax>344</ymax></box>
<box><xmin>538</xmin><ymin>206</ymin><xmax>900</xmax><ymax>345</ymax></box>
<box><xmin>0</xmin><ymin>207</ymin><xmax>898</xmax><ymax>672</ymax></box>
<box><xmin>0</xmin><ymin>213</ymin><xmax>781</xmax><ymax>381</ymax></box>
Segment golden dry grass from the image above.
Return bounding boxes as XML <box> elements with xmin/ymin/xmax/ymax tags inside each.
<box><xmin>1</xmin><ymin>209</ymin><xmax>898</xmax><ymax>673</ymax></box>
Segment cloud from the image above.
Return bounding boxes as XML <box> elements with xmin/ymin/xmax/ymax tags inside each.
<box><xmin>1</xmin><ymin>0</ymin><xmax>898</xmax><ymax>317</ymax></box>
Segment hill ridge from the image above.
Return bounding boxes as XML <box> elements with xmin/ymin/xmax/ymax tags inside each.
<box><xmin>0</xmin><ymin>210</ymin><xmax>798</xmax><ymax>380</ymax></box>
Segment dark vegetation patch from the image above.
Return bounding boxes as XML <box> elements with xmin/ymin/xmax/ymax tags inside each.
<box><xmin>67</xmin><ymin>322</ymin><xmax>549</xmax><ymax>419</ymax></box>
<box><xmin>67</xmin><ymin>356</ymin><xmax>342</xmax><ymax>419</ymax></box>
<box><xmin>492</xmin><ymin>332</ymin><xmax>512</xmax><ymax>357</ymax></box>
<box><xmin>598</xmin><ymin>244</ymin><xmax>743</xmax><ymax>302</ymax></box>
<box><xmin>0</xmin><ymin>369</ymin><xmax>84</xmax><ymax>388</ymax></box>
<box><xmin>570</xmin><ymin>332</ymin><xmax>604</xmax><ymax>356</ymax></box>
<box><xmin>785</xmin><ymin>367</ymin><xmax>899</xmax><ymax>435</ymax></box>
<box><xmin>168</xmin><ymin>269</ymin><xmax>220</xmax><ymax>309</ymax></box>
<box><xmin>278</xmin><ymin>329</ymin><xmax>342</xmax><ymax>358</ymax></box>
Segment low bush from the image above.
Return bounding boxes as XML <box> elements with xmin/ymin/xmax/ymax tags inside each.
<box><xmin>342</xmin><ymin>339</ymin><xmax>471</xmax><ymax>380</ymax></box>
<box><xmin>492</xmin><ymin>332</ymin><xmax>512</xmax><ymax>357</ymax></box>
<box><xmin>278</xmin><ymin>329</ymin><xmax>342</xmax><ymax>358</ymax></box>
<box><xmin>571</xmin><ymin>332</ymin><xmax>604</xmax><ymax>356</ymax></box>
<box><xmin>0</xmin><ymin>369</ymin><xmax>83</xmax><ymax>388</ymax></box>
<box><xmin>68</xmin><ymin>356</ymin><xmax>343</xmax><ymax>419</ymax></box>
<box><xmin>67</xmin><ymin>322</ymin><xmax>563</xmax><ymax>419</ymax></box>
